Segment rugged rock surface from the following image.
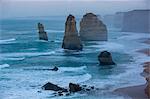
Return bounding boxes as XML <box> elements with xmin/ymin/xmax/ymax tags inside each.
<box><xmin>122</xmin><ymin>10</ymin><xmax>150</xmax><ymax>33</ymax></box>
<box><xmin>42</xmin><ymin>82</ymin><xmax>96</xmax><ymax>96</ymax></box>
<box><xmin>142</xmin><ymin>62</ymin><xmax>150</xmax><ymax>98</ymax></box>
<box><xmin>62</xmin><ymin>15</ymin><xmax>83</xmax><ymax>50</ymax></box>
<box><xmin>37</xmin><ymin>23</ymin><xmax>48</xmax><ymax>41</ymax></box>
<box><xmin>69</xmin><ymin>83</ymin><xmax>82</xmax><ymax>92</ymax></box>
<box><xmin>42</xmin><ymin>82</ymin><xmax>67</xmax><ymax>91</ymax></box>
<box><xmin>98</xmin><ymin>51</ymin><xmax>115</xmax><ymax>65</ymax></box>
<box><xmin>79</xmin><ymin>13</ymin><xmax>107</xmax><ymax>41</ymax></box>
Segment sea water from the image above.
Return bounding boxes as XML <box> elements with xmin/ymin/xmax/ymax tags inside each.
<box><xmin>0</xmin><ymin>16</ymin><xmax>150</xmax><ymax>99</ymax></box>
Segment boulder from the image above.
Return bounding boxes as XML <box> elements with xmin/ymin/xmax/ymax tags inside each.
<box><xmin>62</xmin><ymin>14</ymin><xmax>83</xmax><ymax>50</ymax></box>
<box><xmin>37</xmin><ymin>23</ymin><xmax>48</xmax><ymax>41</ymax></box>
<box><xmin>69</xmin><ymin>83</ymin><xmax>82</xmax><ymax>92</ymax></box>
<box><xmin>98</xmin><ymin>51</ymin><xmax>115</xmax><ymax>65</ymax></box>
<box><xmin>42</xmin><ymin>82</ymin><xmax>67</xmax><ymax>91</ymax></box>
<box><xmin>42</xmin><ymin>82</ymin><xmax>96</xmax><ymax>96</ymax></box>
<box><xmin>79</xmin><ymin>13</ymin><xmax>107</xmax><ymax>41</ymax></box>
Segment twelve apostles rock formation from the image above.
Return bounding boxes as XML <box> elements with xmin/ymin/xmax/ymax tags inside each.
<box><xmin>98</xmin><ymin>51</ymin><xmax>115</xmax><ymax>65</ymax></box>
<box><xmin>79</xmin><ymin>13</ymin><xmax>107</xmax><ymax>41</ymax></box>
<box><xmin>62</xmin><ymin>15</ymin><xmax>83</xmax><ymax>50</ymax></box>
<box><xmin>37</xmin><ymin>23</ymin><xmax>48</xmax><ymax>41</ymax></box>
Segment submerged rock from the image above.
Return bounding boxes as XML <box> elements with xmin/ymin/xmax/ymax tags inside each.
<box><xmin>62</xmin><ymin>14</ymin><xmax>83</xmax><ymax>50</ymax></box>
<box><xmin>50</xmin><ymin>66</ymin><xmax>58</xmax><ymax>71</ymax></box>
<box><xmin>42</xmin><ymin>82</ymin><xmax>67</xmax><ymax>91</ymax></box>
<box><xmin>37</xmin><ymin>23</ymin><xmax>48</xmax><ymax>41</ymax></box>
<box><xmin>98</xmin><ymin>51</ymin><xmax>115</xmax><ymax>65</ymax></box>
<box><xmin>69</xmin><ymin>83</ymin><xmax>82</xmax><ymax>92</ymax></box>
<box><xmin>79</xmin><ymin>13</ymin><xmax>107</xmax><ymax>41</ymax></box>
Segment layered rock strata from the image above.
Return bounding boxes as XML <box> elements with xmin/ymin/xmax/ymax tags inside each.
<box><xmin>79</xmin><ymin>13</ymin><xmax>107</xmax><ymax>41</ymax></box>
<box><xmin>62</xmin><ymin>15</ymin><xmax>83</xmax><ymax>50</ymax></box>
<box><xmin>37</xmin><ymin>23</ymin><xmax>48</xmax><ymax>41</ymax></box>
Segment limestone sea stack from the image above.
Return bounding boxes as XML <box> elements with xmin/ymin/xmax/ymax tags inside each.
<box><xmin>79</xmin><ymin>13</ymin><xmax>107</xmax><ymax>41</ymax></box>
<box><xmin>37</xmin><ymin>23</ymin><xmax>48</xmax><ymax>41</ymax></box>
<box><xmin>98</xmin><ymin>51</ymin><xmax>115</xmax><ymax>65</ymax></box>
<box><xmin>62</xmin><ymin>15</ymin><xmax>83</xmax><ymax>50</ymax></box>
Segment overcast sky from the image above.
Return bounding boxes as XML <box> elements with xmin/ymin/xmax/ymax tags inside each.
<box><xmin>0</xmin><ymin>0</ymin><xmax>149</xmax><ymax>19</ymax></box>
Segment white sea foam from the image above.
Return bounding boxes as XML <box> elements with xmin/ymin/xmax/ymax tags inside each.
<box><xmin>118</xmin><ymin>32</ymin><xmax>150</xmax><ymax>40</ymax></box>
<box><xmin>25</xmin><ymin>48</ymin><xmax>37</xmax><ymax>51</ymax></box>
<box><xmin>0</xmin><ymin>51</ymin><xmax>56</xmax><ymax>57</ymax></box>
<box><xmin>0</xmin><ymin>64</ymin><xmax>10</xmax><ymax>69</ymax></box>
<box><xmin>88</xmin><ymin>42</ymin><xmax>125</xmax><ymax>52</ymax></box>
<box><xmin>44</xmin><ymin>73</ymin><xmax>92</xmax><ymax>87</ymax></box>
<box><xmin>4</xmin><ymin>57</ymin><xmax>25</xmax><ymax>61</ymax></box>
<box><xmin>46</xmin><ymin>29</ymin><xmax>64</xmax><ymax>33</ymax></box>
<box><xmin>59</xmin><ymin>66</ymin><xmax>87</xmax><ymax>72</ymax></box>
<box><xmin>0</xmin><ymin>38</ymin><xmax>16</xmax><ymax>44</ymax></box>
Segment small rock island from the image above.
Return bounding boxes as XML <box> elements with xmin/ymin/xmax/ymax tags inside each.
<box><xmin>98</xmin><ymin>51</ymin><xmax>115</xmax><ymax>65</ymax></box>
<box><xmin>79</xmin><ymin>13</ymin><xmax>107</xmax><ymax>41</ymax></box>
<box><xmin>37</xmin><ymin>23</ymin><xmax>48</xmax><ymax>41</ymax></box>
<box><xmin>62</xmin><ymin>15</ymin><xmax>83</xmax><ymax>50</ymax></box>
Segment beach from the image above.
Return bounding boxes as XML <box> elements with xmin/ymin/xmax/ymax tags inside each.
<box><xmin>115</xmin><ymin>37</ymin><xmax>150</xmax><ymax>99</ymax></box>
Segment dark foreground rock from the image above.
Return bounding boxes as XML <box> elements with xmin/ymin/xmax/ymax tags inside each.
<box><xmin>37</xmin><ymin>23</ymin><xmax>48</xmax><ymax>41</ymax></box>
<box><xmin>62</xmin><ymin>14</ymin><xmax>83</xmax><ymax>50</ymax></box>
<box><xmin>98</xmin><ymin>51</ymin><xmax>115</xmax><ymax>65</ymax></box>
<box><xmin>50</xmin><ymin>66</ymin><xmax>58</xmax><ymax>71</ymax></box>
<box><xmin>69</xmin><ymin>83</ymin><xmax>82</xmax><ymax>92</ymax></box>
<box><xmin>42</xmin><ymin>82</ymin><xmax>67</xmax><ymax>91</ymax></box>
<box><xmin>79</xmin><ymin>13</ymin><xmax>107</xmax><ymax>41</ymax></box>
<box><xmin>42</xmin><ymin>82</ymin><xmax>96</xmax><ymax>96</ymax></box>
<box><xmin>142</xmin><ymin>62</ymin><xmax>150</xmax><ymax>98</ymax></box>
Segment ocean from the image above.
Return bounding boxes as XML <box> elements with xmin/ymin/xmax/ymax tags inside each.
<box><xmin>0</xmin><ymin>16</ymin><xmax>150</xmax><ymax>99</ymax></box>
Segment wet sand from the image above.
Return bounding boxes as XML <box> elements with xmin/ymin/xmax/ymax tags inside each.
<box><xmin>115</xmin><ymin>84</ymin><xmax>148</xmax><ymax>99</ymax></box>
<box><xmin>115</xmin><ymin>37</ymin><xmax>150</xmax><ymax>99</ymax></box>
<box><xmin>114</xmin><ymin>61</ymin><xmax>149</xmax><ymax>99</ymax></box>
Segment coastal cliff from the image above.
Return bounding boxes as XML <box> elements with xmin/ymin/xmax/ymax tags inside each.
<box><xmin>122</xmin><ymin>10</ymin><xmax>150</xmax><ymax>33</ymax></box>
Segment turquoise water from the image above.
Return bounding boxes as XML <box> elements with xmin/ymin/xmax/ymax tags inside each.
<box><xmin>0</xmin><ymin>16</ymin><xmax>149</xmax><ymax>99</ymax></box>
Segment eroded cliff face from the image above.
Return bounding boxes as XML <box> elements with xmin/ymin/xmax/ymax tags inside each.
<box><xmin>142</xmin><ymin>62</ymin><xmax>150</xmax><ymax>98</ymax></box>
<box><xmin>79</xmin><ymin>13</ymin><xmax>107</xmax><ymax>41</ymax></box>
<box><xmin>37</xmin><ymin>23</ymin><xmax>48</xmax><ymax>41</ymax></box>
<box><xmin>122</xmin><ymin>10</ymin><xmax>150</xmax><ymax>33</ymax></box>
<box><xmin>62</xmin><ymin>15</ymin><xmax>83</xmax><ymax>50</ymax></box>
